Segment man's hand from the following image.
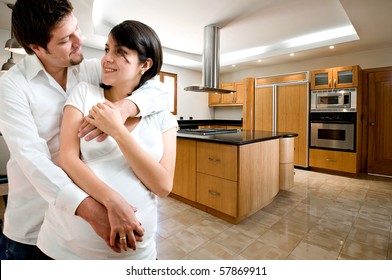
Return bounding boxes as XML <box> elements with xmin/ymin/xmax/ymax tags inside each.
<box><xmin>78</xmin><ymin>99</ymin><xmax>139</xmax><ymax>141</ymax></box>
<box><xmin>76</xmin><ymin>196</ymin><xmax>144</xmax><ymax>252</ymax></box>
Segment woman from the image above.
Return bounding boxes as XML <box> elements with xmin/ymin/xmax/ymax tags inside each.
<box><xmin>36</xmin><ymin>20</ymin><xmax>178</xmax><ymax>259</ymax></box>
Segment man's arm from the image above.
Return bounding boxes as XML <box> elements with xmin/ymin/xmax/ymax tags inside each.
<box><xmin>79</xmin><ymin>77</ymin><xmax>169</xmax><ymax>141</ymax></box>
<box><xmin>127</xmin><ymin>77</ymin><xmax>169</xmax><ymax>117</ymax></box>
<box><xmin>0</xmin><ymin>78</ymin><xmax>86</xmax><ymax>214</ymax></box>
<box><xmin>0</xmin><ymin>76</ymin><xmax>119</xmax><ymax>250</ymax></box>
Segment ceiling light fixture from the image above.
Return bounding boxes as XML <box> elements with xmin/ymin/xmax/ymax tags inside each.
<box><xmin>4</xmin><ymin>3</ymin><xmax>26</xmax><ymax>55</ymax></box>
<box><xmin>329</xmin><ymin>45</ymin><xmax>335</xmax><ymax>49</ymax></box>
<box><xmin>1</xmin><ymin>52</ymin><xmax>15</xmax><ymax>73</ymax></box>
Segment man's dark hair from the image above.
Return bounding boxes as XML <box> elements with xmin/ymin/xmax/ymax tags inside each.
<box><xmin>12</xmin><ymin>0</ymin><xmax>74</xmax><ymax>55</ymax></box>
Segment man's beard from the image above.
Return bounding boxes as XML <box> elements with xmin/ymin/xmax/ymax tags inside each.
<box><xmin>70</xmin><ymin>54</ymin><xmax>84</xmax><ymax>66</ymax></box>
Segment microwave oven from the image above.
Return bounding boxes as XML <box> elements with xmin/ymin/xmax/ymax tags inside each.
<box><xmin>310</xmin><ymin>88</ymin><xmax>357</xmax><ymax>112</ymax></box>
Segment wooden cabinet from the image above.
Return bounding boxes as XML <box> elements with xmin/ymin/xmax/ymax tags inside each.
<box><xmin>311</xmin><ymin>65</ymin><xmax>359</xmax><ymax>90</ymax></box>
<box><xmin>208</xmin><ymin>81</ymin><xmax>245</xmax><ymax>106</ymax></box>
<box><xmin>172</xmin><ymin>138</ymin><xmax>196</xmax><ymax>200</ymax></box>
<box><xmin>254</xmin><ymin>72</ymin><xmax>309</xmax><ymax>168</ymax></box>
<box><xmin>196</xmin><ymin>142</ymin><xmax>238</xmax><ymax>216</ymax></box>
<box><xmin>172</xmin><ymin>138</ymin><xmax>281</xmax><ymax>224</ymax></box>
<box><xmin>197</xmin><ymin>173</ymin><xmax>238</xmax><ymax>217</ymax></box>
<box><xmin>309</xmin><ymin>148</ymin><xmax>358</xmax><ymax>173</ymax></box>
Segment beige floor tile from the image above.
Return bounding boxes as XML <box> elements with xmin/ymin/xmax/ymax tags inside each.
<box><xmin>186</xmin><ymin>219</ymin><xmax>230</xmax><ymax>240</ymax></box>
<box><xmin>340</xmin><ymin>239</ymin><xmax>387</xmax><ymax>260</ymax></box>
<box><xmin>246</xmin><ymin>210</ymin><xmax>281</xmax><ymax>227</ymax></box>
<box><xmin>290</xmin><ymin>240</ymin><xmax>340</xmax><ymax>260</ymax></box>
<box><xmin>212</xmin><ymin>227</ymin><xmax>256</xmax><ymax>253</ymax></box>
<box><xmin>285</xmin><ymin>207</ymin><xmax>320</xmax><ymax>227</ymax></box>
<box><xmin>309</xmin><ymin>220</ymin><xmax>351</xmax><ymax>240</ymax></box>
<box><xmin>231</xmin><ymin>219</ymin><xmax>269</xmax><ymax>239</ymax></box>
<box><xmin>165</xmin><ymin>228</ymin><xmax>210</xmax><ymax>253</ymax></box>
<box><xmin>303</xmin><ymin>229</ymin><xmax>345</xmax><ymax>252</ymax></box>
<box><xmin>348</xmin><ymin>227</ymin><xmax>389</xmax><ymax>250</ymax></box>
<box><xmin>153</xmin><ymin>168</ymin><xmax>392</xmax><ymax>260</ymax></box>
<box><xmin>183</xmin><ymin>241</ymin><xmax>237</xmax><ymax>260</ymax></box>
<box><xmin>270</xmin><ymin>217</ymin><xmax>311</xmax><ymax>237</ymax></box>
<box><xmin>156</xmin><ymin>217</ymin><xmax>188</xmax><ymax>239</ymax></box>
<box><xmin>156</xmin><ymin>237</ymin><xmax>188</xmax><ymax>260</ymax></box>
<box><xmin>239</xmin><ymin>240</ymin><xmax>290</xmax><ymax>260</ymax></box>
<box><xmin>258</xmin><ymin>229</ymin><xmax>302</xmax><ymax>252</ymax></box>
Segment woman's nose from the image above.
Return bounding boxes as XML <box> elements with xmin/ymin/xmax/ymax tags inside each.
<box><xmin>103</xmin><ymin>52</ymin><xmax>114</xmax><ymax>63</ymax></box>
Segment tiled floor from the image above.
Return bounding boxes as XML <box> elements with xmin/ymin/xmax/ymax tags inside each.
<box><xmin>156</xmin><ymin>169</ymin><xmax>392</xmax><ymax>260</ymax></box>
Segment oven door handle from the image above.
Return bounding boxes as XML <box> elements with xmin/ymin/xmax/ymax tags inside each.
<box><xmin>310</xmin><ymin>120</ymin><xmax>355</xmax><ymax>124</ymax></box>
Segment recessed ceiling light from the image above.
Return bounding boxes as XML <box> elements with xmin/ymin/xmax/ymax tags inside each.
<box><xmin>290</xmin><ymin>53</ymin><xmax>294</xmax><ymax>56</ymax></box>
<box><xmin>258</xmin><ymin>59</ymin><xmax>262</xmax><ymax>62</ymax></box>
<box><xmin>232</xmin><ymin>64</ymin><xmax>236</xmax><ymax>67</ymax></box>
<box><xmin>329</xmin><ymin>45</ymin><xmax>335</xmax><ymax>49</ymax></box>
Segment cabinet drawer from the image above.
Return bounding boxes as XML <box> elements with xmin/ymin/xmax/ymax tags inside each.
<box><xmin>196</xmin><ymin>173</ymin><xmax>237</xmax><ymax>217</ymax></box>
<box><xmin>309</xmin><ymin>148</ymin><xmax>357</xmax><ymax>173</ymax></box>
<box><xmin>197</xmin><ymin>142</ymin><xmax>238</xmax><ymax>181</ymax></box>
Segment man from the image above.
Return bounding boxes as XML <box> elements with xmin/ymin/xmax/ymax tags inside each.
<box><xmin>0</xmin><ymin>0</ymin><xmax>168</xmax><ymax>259</ymax></box>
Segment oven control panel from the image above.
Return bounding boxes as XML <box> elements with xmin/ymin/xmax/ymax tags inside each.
<box><xmin>310</xmin><ymin>112</ymin><xmax>356</xmax><ymax>123</ymax></box>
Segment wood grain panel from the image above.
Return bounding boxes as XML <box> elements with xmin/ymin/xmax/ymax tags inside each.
<box><xmin>197</xmin><ymin>142</ymin><xmax>238</xmax><ymax>181</ymax></box>
<box><xmin>238</xmin><ymin>139</ymin><xmax>279</xmax><ymax>217</ymax></box>
<box><xmin>172</xmin><ymin>139</ymin><xmax>196</xmax><ymax>200</ymax></box>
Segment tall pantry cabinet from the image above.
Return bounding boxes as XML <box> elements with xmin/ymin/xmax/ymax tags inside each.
<box><xmin>253</xmin><ymin>72</ymin><xmax>309</xmax><ymax>167</ymax></box>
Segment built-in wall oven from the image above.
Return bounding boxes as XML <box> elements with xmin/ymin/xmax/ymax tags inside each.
<box><xmin>310</xmin><ymin>112</ymin><xmax>356</xmax><ymax>151</ymax></box>
<box><xmin>310</xmin><ymin>88</ymin><xmax>357</xmax><ymax>152</ymax></box>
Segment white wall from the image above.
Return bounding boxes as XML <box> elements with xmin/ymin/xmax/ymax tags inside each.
<box><xmin>216</xmin><ymin>46</ymin><xmax>392</xmax><ymax>120</ymax></box>
<box><xmin>2</xmin><ymin>27</ymin><xmax>391</xmax><ymax>121</ymax></box>
<box><xmin>161</xmin><ymin>64</ymin><xmax>214</xmax><ymax>120</ymax></box>
<box><xmin>0</xmin><ymin>28</ymin><xmax>213</xmax><ymax>120</ymax></box>
<box><xmin>221</xmin><ymin>47</ymin><xmax>392</xmax><ymax>82</ymax></box>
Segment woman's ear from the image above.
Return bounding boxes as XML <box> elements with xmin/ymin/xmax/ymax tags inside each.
<box><xmin>141</xmin><ymin>58</ymin><xmax>153</xmax><ymax>73</ymax></box>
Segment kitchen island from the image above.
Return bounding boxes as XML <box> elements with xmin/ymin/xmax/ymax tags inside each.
<box><xmin>172</xmin><ymin>129</ymin><xmax>297</xmax><ymax>224</ymax></box>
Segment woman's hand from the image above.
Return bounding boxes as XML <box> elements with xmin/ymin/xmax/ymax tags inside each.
<box><xmin>104</xmin><ymin>192</ymin><xmax>145</xmax><ymax>252</ymax></box>
<box><xmin>79</xmin><ymin>99</ymin><xmax>135</xmax><ymax>141</ymax></box>
<box><xmin>86</xmin><ymin>100</ymin><xmax>127</xmax><ymax>139</ymax></box>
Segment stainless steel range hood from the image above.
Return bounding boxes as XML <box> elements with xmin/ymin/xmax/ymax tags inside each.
<box><xmin>184</xmin><ymin>25</ymin><xmax>235</xmax><ymax>94</ymax></box>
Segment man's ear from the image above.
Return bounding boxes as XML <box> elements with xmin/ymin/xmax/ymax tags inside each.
<box><xmin>28</xmin><ymin>44</ymin><xmax>40</xmax><ymax>54</ymax></box>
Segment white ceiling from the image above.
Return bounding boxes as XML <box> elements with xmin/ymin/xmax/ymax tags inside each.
<box><xmin>1</xmin><ymin>0</ymin><xmax>392</xmax><ymax>73</ymax></box>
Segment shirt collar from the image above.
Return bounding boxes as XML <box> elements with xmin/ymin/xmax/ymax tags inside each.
<box><xmin>25</xmin><ymin>54</ymin><xmax>81</xmax><ymax>82</ymax></box>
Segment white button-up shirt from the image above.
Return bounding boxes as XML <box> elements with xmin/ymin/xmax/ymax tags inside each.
<box><xmin>0</xmin><ymin>54</ymin><xmax>168</xmax><ymax>245</ymax></box>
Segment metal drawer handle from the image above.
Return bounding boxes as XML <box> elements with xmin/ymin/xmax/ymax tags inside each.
<box><xmin>208</xmin><ymin>190</ymin><xmax>221</xmax><ymax>197</ymax></box>
<box><xmin>326</xmin><ymin>158</ymin><xmax>337</xmax><ymax>162</ymax></box>
<box><xmin>208</xmin><ymin>157</ymin><xmax>221</xmax><ymax>163</ymax></box>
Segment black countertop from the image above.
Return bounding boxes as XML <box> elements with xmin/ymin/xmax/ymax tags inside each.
<box><xmin>177</xmin><ymin>129</ymin><xmax>298</xmax><ymax>145</ymax></box>
<box><xmin>178</xmin><ymin>119</ymin><xmax>242</xmax><ymax>129</ymax></box>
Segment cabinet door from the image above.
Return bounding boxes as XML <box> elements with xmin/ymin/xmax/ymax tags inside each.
<box><xmin>311</xmin><ymin>65</ymin><xmax>359</xmax><ymax>89</ymax></box>
<box><xmin>333</xmin><ymin>65</ymin><xmax>359</xmax><ymax>88</ymax></box>
<box><xmin>208</xmin><ymin>93</ymin><xmax>222</xmax><ymax>106</ymax></box>
<box><xmin>234</xmin><ymin>81</ymin><xmax>245</xmax><ymax>105</ymax></box>
<box><xmin>309</xmin><ymin>148</ymin><xmax>357</xmax><ymax>173</ymax></box>
<box><xmin>276</xmin><ymin>83</ymin><xmax>309</xmax><ymax>167</ymax></box>
<box><xmin>197</xmin><ymin>142</ymin><xmax>238</xmax><ymax>181</ymax></box>
<box><xmin>221</xmin><ymin>83</ymin><xmax>236</xmax><ymax>104</ymax></box>
<box><xmin>196</xmin><ymin>173</ymin><xmax>238</xmax><ymax>217</ymax></box>
<box><xmin>172</xmin><ymin>139</ymin><xmax>196</xmax><ymax>200</ymax></box>
<box><xmin>254</xmin><ymin>86</ymin><xmax>274</xmax><ymax>131</ymax></box>
<box><xmin>311</xmin><ymin>68</ymin><xmax>333</xmax><ymax>90</ymax></box>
